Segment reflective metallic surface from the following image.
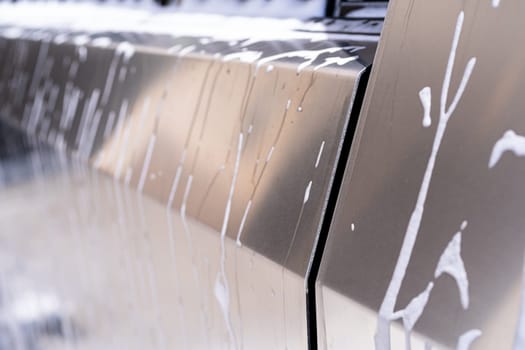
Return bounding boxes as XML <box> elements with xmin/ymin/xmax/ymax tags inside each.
<box><xmin>0</xmin><ymin>6</ymin><xmax>378</xmax><ymax>349</ymax></box>
<box><xmin>317</xmin><ymin>0</ymin><xmax>525</xmax><ymax>349</ymax></box>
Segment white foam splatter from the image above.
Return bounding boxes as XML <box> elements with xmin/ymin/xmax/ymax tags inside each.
<box><xmin>180</xmin><ymin>175</ymin><xmax>193</xmax><ymax>219</ymax></box>
<box><xmin>351</xmin><ymin>223</ymin><xmax>355</xmax><ymax>232</ymax></box>
<box><xmin>178</xmin><ymin>45</ymin><xmax>196</xmax><ymax>56</ymax></box>
<box><xmin>91</xmin><ymin>37</ymin><xmax>111</xmax><ymax>47</ymax></box>
<box><xmin>52</xmin><ymin>33</ymin><xmax>68</xmax><ymax>45</ymax></box>
<box><xmin>435</xmin><ymin>231</ymin><xmax>469</xmax><ymax>309</ymax></box>
<box><xmin>77</xmin><ymin>46</ymin><xmax>87</xmax><ymax>62</ymax></box>
<box><xmin>492</xmin><ymin>0</ymin><xmax>501</xmax><ymax>8</ymax></box>
<box><xmin>488</xmin><ymin>130</ymin><xmax>525</xmax><ymax>168</ymax></box>
<box><xmin>457</xmin><ymin>329</ymin><xmax>482</xmax><ymax>350</ymax></box>
<box><xmin>256</xmin><ymin>46</ymin><xmax>362</xmax><ymax>74</ymax></box>
<box><xmin>392</xmin><ymin>282</ymin><xmax>434</xmax><ymax>333</ymax></box>
<box><xmin>419</xmin><ymin>87</ymin><xmax>432</xmax><ymax>127</ymax></box>
<box><xmin>313</xmin><ymin>56</ymin><xmax>358</xmax><ymax>71</ymax></box>
<box><xmin>223</xmin><ymin>51</ymin><xmax>262</xmax><ymax>63</ymax></box>
<box><xmin>376</xmin><ymin>11</ymin><xmax>476</xmax><ymax>350</ymax></box>
<box><xmin>73</xmin><ymin>34</ymin><xmax>89</xmax><ymax>46</ymax></box>
<box><xmin>116</xmin><ymin>41</ymin><xmax>135</xmax><ymax>63</ymax></box>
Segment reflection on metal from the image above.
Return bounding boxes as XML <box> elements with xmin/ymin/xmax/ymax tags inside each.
<box><xmin>317</xmin><ymin>0</ymin><xmax>525</xmax><ymax>349</ymax></box>
<box><xmin>0</xmin><ymin>4</ymin><xmax>378</xmax><ymax>349</ymax></box>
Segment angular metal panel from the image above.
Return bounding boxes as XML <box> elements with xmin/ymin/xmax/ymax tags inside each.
<box><xmin>317</xmin><ymin>0</ymin><xmax>525</xmax><ymax>349</ymax></box>
<box><xmin>0</xmin><ymin>5</ymin><xmax>378</xmax><ymax>349</ymax></box>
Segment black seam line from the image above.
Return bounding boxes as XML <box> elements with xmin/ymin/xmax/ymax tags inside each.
<box><xmin>305</xmin><ymin>65</ymin><xmax>371</xmax><ymax>350</ymax></box>
<box><xmin>325</xmin><ymin>0</ymin><xmax>337</xmax><ymax>18</ymax></box>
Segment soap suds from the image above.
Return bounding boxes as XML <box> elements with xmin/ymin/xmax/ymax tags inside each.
<box><xmin>314</xmin><ymin>56</ymin><xmax>357</xmax><ymax>71</ymax></box>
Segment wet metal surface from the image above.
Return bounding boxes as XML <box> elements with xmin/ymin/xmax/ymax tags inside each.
<box><xmin>317</xmin><ymin>0</ymin><xmax>525</xmax><ymax>349</ymax></box>
<box><xmin>0</xmin><ymin>5</ymin><xmax>378</xmax><ymax>349</ymax></box>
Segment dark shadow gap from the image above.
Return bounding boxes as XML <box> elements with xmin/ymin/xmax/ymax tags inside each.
<box><xmin>306</xmin><ymin>64</ymin><xmax>371</xmax><ymax>350</ymax></box>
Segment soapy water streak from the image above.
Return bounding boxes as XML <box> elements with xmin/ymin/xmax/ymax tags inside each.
<box><xmin>375</xmin><ymin>11</ymin><xmax>477</xmax><ymax>350</ymax></box>
<box><xmin>215</xmin><ymin>132</ymin><xmax>243</xmax><ymax>350</ymax></box>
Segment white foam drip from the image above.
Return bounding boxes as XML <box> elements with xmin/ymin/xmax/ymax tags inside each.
<box><xmin>488</xmin><ymin>130</ymin><xmax>525</xmax><ymax>168</ymax></box>
<box><xmin>236</xmin><ymin>199</ymin><xmax>252</xmax><ymax>247</ymax></box>
<box><xmin>92</xmin><ymin>37</ymin><xmax>111</xmax><ymax>47</ymax></box>
<box><xmin>8</xmin><ymin>291</ymin><xmax>61</xmax><ymax>323</ymax></box>
<box><xmin>457</xmin><ymin>329</ymin><xmax>482</xmax><ymax>350</ymax></box>
<box><xmin>419</xmin><ymin>86</ymin><xmax>432</xmax><ymax>128</ymax></box>
<box><xmin>315</xmin><ymin>140</ymin><xmax>325</xmax><ymax>168</ymax></box>
<box><xmin>73</xmin><ymin>34</ymin><xmax>89</xmax><ymax>46</ymax></box>
<box><xmin>435</xmin><ymin>231</ymin><xmax>469</xmax><ymax>309</ymax></box>
<box><xmin>376</xmin><ymin>11</ymin><xmax>476</xmax><ymax>350</ymax></box>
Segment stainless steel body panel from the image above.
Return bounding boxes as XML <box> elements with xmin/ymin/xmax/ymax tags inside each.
<box><xmin>317</xmin><ymin>0</ymin><xmax>525</xmax><ymax>349</ymax></box>
<box><xmin>0</xmin><ymin>5</ymin><xmax>378</xmax><ymax>349</ymax></box>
